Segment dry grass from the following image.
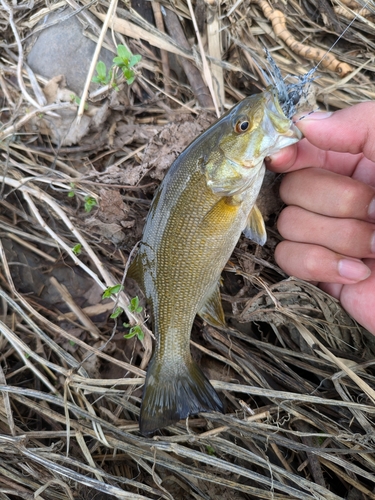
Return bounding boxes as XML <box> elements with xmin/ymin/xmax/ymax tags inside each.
<box><xmin>1</xmin><ymin>0</ymin><xmax>375</xmax><ymax>499</ymax></box>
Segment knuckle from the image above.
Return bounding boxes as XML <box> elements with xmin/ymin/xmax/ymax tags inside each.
<box><xmin>302</xmin><ymin>246</ymin><xmax>324</xmax><ymax>277</ymax></box>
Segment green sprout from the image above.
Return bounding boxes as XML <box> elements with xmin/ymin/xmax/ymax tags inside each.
<box><xmin>129</xmin><ymin>295</ymin><xmax>142</xmax><ymax>314</ymax></box>
<box><xmin>71</xmin><ymin>243</ymin><xmax>82</xmax><ymax>255</ymax></box>
<box><xmin>206</xmin><ymin>445</ymin><xmax>216</xmax><ymax>456</ymax></box>
<box><xmin>84</xmin><ymin>195</ymin><xmax>97</xmax><ymax>213</ymax></box>
<box><xmin>110</xmin><ymin>307</ymin><xmax>123</xmax><ymax>319</ymax></box>
<box><xmin>123</xmin><ymin>324</ymin><xmax>144</xmax><ymax>342</ymax></box>
<box><xmin>92</xmin><ymin>60</ymin><xmax>112</xmax><ymax>85</ymax></box>
<box><xmin>68</xmin><ymin>182</ymin><xmax>76</xmax><ymax>198</ymax></box>
<box><xmin>102</xmin><ymin>284</ymin><xmax>123</xmax><ymax>300</ymax></box>
<box><xmin>70</xmin><ymin>94</ymin><xmax>88</xmax><ymax>110</ymax></box>
<box><xmin>113</xmin><ymin>45</ymin><xmax>142</xmax><ymax>85</ymax></box>
<box><xmin>92</xmin><ymin>46</ymin><xmax>141</xmax><ymax>88</ymax></box>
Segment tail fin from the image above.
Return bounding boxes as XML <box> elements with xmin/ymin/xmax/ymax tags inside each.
<box><xmin>139</xmin><ymin>357</ymin><xmax>223</xmax><ymax>435</ymax></box>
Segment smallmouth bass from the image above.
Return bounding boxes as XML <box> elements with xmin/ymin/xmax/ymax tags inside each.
<box><xmin>129</xmin><ymin>87</ymin><xmax>302</xmax><ymax>435</ymax></box>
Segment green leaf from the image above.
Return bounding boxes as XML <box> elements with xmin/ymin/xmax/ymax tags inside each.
<box><xmin>129</xmin><ymin>296</ymin><xmax>139</xmax><ymax>311</ymax></box>
<box><xmin>102</xmin><ymin>284</ymin><xmax>123</xmax><ymax>299</ymax></box>
<box><xmin>70</xmin><ymin>94</ymin><xmax>88</xmax><ymax>110</ymax></box>
<box><xmin>68</xmin><ymin>182</ymin><xmax>76</xmax><ymax>197</ymax></box>
<box><xmin>110</xmin><ymin>307</ymin><xmax>123</xmax><ymax>319</ymax></box>
<box><xmin>129</xmin><ymin>54</ymin><xmax>142</xmax><ymax>67</ymax></box>
<box><xmin>116</xmin><ymin>44</ymin><xmax>132</xmax><ymax>62</ymax></box>
<box><xmin>113</xmin><ymin>56</ymin><xmax>125</xmax><ymax>67</ymax></box>
<box><xmin>134</xmin><ymin>326</ymin><xmax>144</xmax><ymax>341</ymax></box>
<box><xmin>129</xmin><ymin>296</ymin><xmax>143</xmax><ymax>314</ymax></box>
<box><xmin>96</xmin><ymin>61</ymin><xmax>107</xmax><ymax>78</ymax></box>
<box><xmin>123</xmin><ymin>329</ymin><xmax>136</xmax><ymax>339</ymax></box>
<box><xmin>84</xmin><ymin>196</ymin><xmax>97</xmax><ymax>213</ymax></box>
<box><xmin>125</xmin><ymin>73</ymin><xmax>135</xmax><ymax>85</ymax></box>
<box><xmin>123</xmin><ymin>325</ymin><xmax>144</xmax><ymax>341</ymax></box>
<box><xmin>206</xmin><ymin>445</ymin><xmax>216</xmax><ymax>456</ymax></box>
<box><xmin>72</xmin><ymin>243</ymin><xmax>82</xmax><ymax>255</ymax></box>
<box><xmin>69</xmin><ymin>340</ymin><xmax>76</xmax><ymax>346</ymax></box>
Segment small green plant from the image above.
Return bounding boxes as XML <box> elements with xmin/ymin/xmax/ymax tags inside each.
<box><xmin>69</xmin><ymin>340</ymin><xmax>76</xmax><ymax>346</ymax></box>
<box><xmin>206</xmin><ymin>445</ymin><xmax>216</xmax><ymax>456</ymax></box>
<box><xmin>84</xmin><ymin>195</ymin><xmax>97</xmax><ymax>213</ymax></box>
<box><xmin>110</xmin><ymin>296</ymin><xmax>142</xmax><ymax>320</ymax></box>
<box><xmin>123</xmin><ymin>324</ymin><xmax>144</xmax><ymax>341</ymax></box>
<box><xmin>68</xmin><ymin>182</ymin><xmax>76</xmax><ymax>198</ymax></box>
<box><xmin>92</xmin><ymin>60</ymin><xmax>112</xmax><ymax>85</ymax></box>
<box><xmin>93</xmin><ymin>45</ymin><xmax>142</xmax><ymax>88</ymax></box>
<box><xmin>129</xmin><ymin>295</ymin><xmax>142</xmax><ymax>314</ymax></box>
<box><xmin>71</xmin><ymin>243</ymin><xmax>82</xmax><ymax>255</ymax></box>
<box><xmin>70</xmin><ymin>94</ymin><xmax>88</xmax><ymax>110</ymax></box>
<box><xmin>110</xmin><ymin>306</ymin><xmax>123</xmax><ymax>319</ymax></box>
<box><xmin>102</xmin><ymin>284</ymin><xmax>123</xmax><ymax>300</ymax></box>
<box><xmin>113</xmin><ymin>45</ymin><xmax>142</xmax><ymax>85</ymax></box>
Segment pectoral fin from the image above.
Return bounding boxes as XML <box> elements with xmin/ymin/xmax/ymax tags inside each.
<box><xmin>243</xmin><ymin>204</ymin><xmax>267</xmax><ymax>246</ymax></box>
<box><xmin>198</xmin><ymin>282</ymin><xmax>226</xmax><ymax>328</ymax></box>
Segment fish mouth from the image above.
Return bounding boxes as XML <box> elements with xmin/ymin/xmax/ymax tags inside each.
<box><xmin>256</xmin><ymin>89</ymin><xmax>302</xmax><ymax>158</ymax></box>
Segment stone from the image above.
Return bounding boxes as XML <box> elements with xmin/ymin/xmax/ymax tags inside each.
<box><xmin>27</xmin><ymin>6</ymin><xmax>114</xmax><ymax>96</ymax></box>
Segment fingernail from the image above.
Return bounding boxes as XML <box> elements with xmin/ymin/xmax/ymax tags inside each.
<box><xmin>338</xmin><ymin>258</ymin><xmax>371</xmax><ymax>281</ymax></box>
<box><xmin>302</xmin><ymin>111</ymin><xmax>333</xmax><ymax>120</ymax></box>
<box><xmin>368</xmin><ymin>197</ymin><xmax>375</xmax><ymax>221</ymax></box>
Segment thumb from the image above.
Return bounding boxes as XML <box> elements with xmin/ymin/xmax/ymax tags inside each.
<box><xmin>296</xmin><ymin>103</ymin><xmax>375</xmax><ymax>160</ymax></box>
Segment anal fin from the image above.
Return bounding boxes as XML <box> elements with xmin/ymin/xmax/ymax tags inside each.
<box><xmin>127</xmin><ymin>253</ymin><xmax>143</xmax><ymax>287</ymax></box>
<box><xmin>198</xmin><ymin>281</ymin><xmax>226</xmax><ymax>328</ymax></box>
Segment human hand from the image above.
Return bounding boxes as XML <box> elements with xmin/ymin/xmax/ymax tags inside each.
<box><xmin>266</xmin><ymin>103</ymin><xmax>375</xmax><ymax>334</ymax></box>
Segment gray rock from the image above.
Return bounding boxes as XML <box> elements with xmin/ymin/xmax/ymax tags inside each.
<box><xmin>27</xmin><ymin>7</ymin><xmax>114</xmax><ymax>96</ymax></box>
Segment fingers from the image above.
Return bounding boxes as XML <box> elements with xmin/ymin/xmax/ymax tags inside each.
<box><xmin>320</xmin><ymin>261</ymin><xmax>375</xmax><ymax>335</ymax></box>
<box><xmin>278</xmin><ymin>206</ymin><xmax>375</xmax><ymax>259</ymax></box>
<box><xmin>279</xmin><ymin>168</ymin><xmax>375</xmax><ymax>222</ymax></box>
<box><xmin>267</xmin><ymin>103</ymin><xmax>375</xmax><ymax>181</ymax></box>
<box><xmin>274</xmin><ymin>241</ymin><xmax>371</xmax><ymax>284</ymax></box>
<box><xmin>267</xmin><ymin>139</ymin><xmax>366</xmax><ymax>176</ymax></box>
<box><xmin>296</xmin><ymin>104</ymin><xmax>375</xmax><ymax>160</ymax></box>
<box><xmin>338</xmin><ymin>259</ymin><xmax>375</xmax><ymax>334</ymax></box>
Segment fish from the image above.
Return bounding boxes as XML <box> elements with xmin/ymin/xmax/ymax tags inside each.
<box><xmin>129</xmin><ymin>85</ymin><xmax>303</xmax><ymax>435</ymax></box>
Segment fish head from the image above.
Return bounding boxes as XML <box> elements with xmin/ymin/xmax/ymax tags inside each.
<box><xmin>205</xmin><ymin>87</ymin><xmax>302</xmax><ymax>196</ymax></box>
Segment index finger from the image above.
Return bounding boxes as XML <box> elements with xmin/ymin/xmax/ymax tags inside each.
<box><xmin>267</xmin><ymin>103</ymin><xmax>375</xmax><ymax>181</ymax></box>
<box><xmin>267</xmin><ymin>139</ymin><xmax>365</xmax><ymax>176</ymax></box>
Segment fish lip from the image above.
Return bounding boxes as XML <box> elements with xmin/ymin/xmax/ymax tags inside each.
<box><xmin>286</xmin><ymin>122</ymin><xmax>303</xmax><ymax>139</ymax></box>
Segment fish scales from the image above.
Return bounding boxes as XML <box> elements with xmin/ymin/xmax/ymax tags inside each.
<box><xmin>129</xmin><ymin>88</ymin><xmax>303</xmax><ymax>435</ymax></box>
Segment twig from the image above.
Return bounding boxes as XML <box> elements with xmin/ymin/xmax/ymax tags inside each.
<box><xmin>186</xmin><ymin>0</ymin><xmax>220</xmax><ymax>115</ymax></box>
<box><xmin>0</xmin><ymin>102</ymin><xmax>75</xmax><ymax>142</ymax></box>
<box><xmin>163</xmin><ymin>7</ymin><xmax>214</xmax><ymax>109</ymax></box>
<box><xmin>151</xmin><ymin>2</ymin><xmax>172</xmax><ymax>97</ymax></box>
<box><xmin>77</xmin><ymin>0</ymin><xmax>118</xmax><ymax>120</ymax></box>
<box><xmin>49</xmin><ymin>277</ymin><xmax>101</xmax><ymax>339</ymax></box>
<box><xmin>0</xmin><ymin>0</ymin><xmax>42</xmax><ymax>109</ymax></box>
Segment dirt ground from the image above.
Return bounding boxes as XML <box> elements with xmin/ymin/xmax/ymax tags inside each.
<box><xmin>1</xmin><ymin>1</ymin><xmax>375</xmax><ymax>499</ymax></box>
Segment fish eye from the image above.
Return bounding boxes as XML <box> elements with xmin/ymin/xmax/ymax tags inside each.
<box><xmin>235</xmin><ymin>120</ymin><xmax>250</xmax><ymax>134</ymax></box>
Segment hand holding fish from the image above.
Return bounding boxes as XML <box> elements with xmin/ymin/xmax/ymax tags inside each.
<box><xmin>267</xmin><ymin>102</ymin><xmax>375</xmax><ymax>335</ymax></box>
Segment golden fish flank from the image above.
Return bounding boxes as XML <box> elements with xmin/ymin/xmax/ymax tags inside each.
<box><xmin>129</xmin><ymin>87</ymin><xmax>302</xmax><ymax>435</ymax></box>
